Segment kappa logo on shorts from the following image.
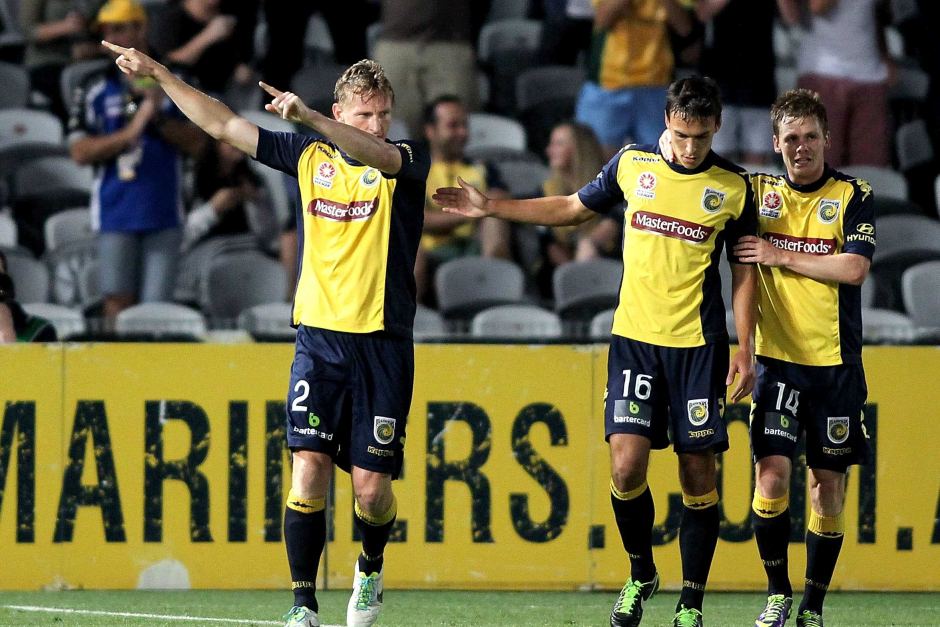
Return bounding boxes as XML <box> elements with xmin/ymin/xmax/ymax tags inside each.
<box><xmin>374</xmin><ymin>416</ymin><xmax>396</xmax><ymax>445</ymax></box>
<box><xmin>827</xmin><ymin>416</ymin><xmax>850</xmax><ymax>444</ymax></box>
<box><xmin>687</xmin><ymin>399</ymin><xmax>709</xmax><ymax>426</ymax></box>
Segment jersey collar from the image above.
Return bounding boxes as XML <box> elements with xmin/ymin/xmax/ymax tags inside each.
<box><xmin>784</xmin><ymin>165</ymin><xmax>832</xmax><ymax>194</ymax></box>
<box><xmin>660</xmin><ymin>147</ymin><xmax>716</xmax><ymax>175</ymax></box>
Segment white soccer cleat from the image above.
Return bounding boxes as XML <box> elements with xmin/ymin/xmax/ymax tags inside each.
<box><xmin>346</xmin><ymin>561</ymin><xmax>384</xmax><ymax>627</ymax></box>
<box><xmin>283</xmin><ymin>605</ymin><xmax>320</xmax><ymax>626</ymax></box>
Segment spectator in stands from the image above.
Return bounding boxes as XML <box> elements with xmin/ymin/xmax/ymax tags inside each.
<box><xmin>534</xmin><ymin>120</ymin><xmax>619</xmax><ymax>296</ymax></box>
<box><xmin>415</xmin><ymin>95</ymin><xmax>510</xmax><ymax>305</ymax></box>
<box><xmin>148</xmin><ymin>0</ymin><xmax>239</xmax><ymax>95</ymax></box>
<box><xmin>0</xmin><ymin>250</ymin><xmax>56</xmax><ymax>342</ymax></box>
<box><xmin>68</xmin><ymin>0</ymin><xmax>205</xmax><ymax>326</ymax></box>
<box><xmin>175</xmin><ymin>138</ymin><xmax>278</xmax><ymax>305</ymax></box>
<box><xmin>374</xmin><ymin>0</ymin><xmax>479</xmax><ymax>137</ymax></box>
<box><xmin>778</xmin><ymin>0</ymin><xmax>893</xmax><ymax>167</ymax></box>
<box><xmin>19</xmin><ymin>0</ymin><xmax>98</xmax><ymax>119</ymax></box>
<box><xmin>227</xmin><ymin>1</ymin><xmax>372</xmax><ymax>96</ymax></box>
<box><xmin>575</xmin><ymin>0</ymin><xmax>692</xmax><ymax>155</ymax></box>
<box><xmin>697</xmin><ymin>0</ymin><xmax>777</xmax><ymax>165</ymax></box>
<box><xmin>538</xmin><ymin>0</ymin><xmax>594</xmax><ymax>66</ymax></box>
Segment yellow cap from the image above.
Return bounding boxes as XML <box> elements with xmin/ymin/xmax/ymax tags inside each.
<box><xmin>96</xmin><ymin>0</ymin><xmax>147</xmax><ymax>25</ymax></box>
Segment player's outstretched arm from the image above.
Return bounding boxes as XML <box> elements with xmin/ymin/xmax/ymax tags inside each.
<box><xmin>258</xmin><ymin>82</ymin><xmax>402</xmax><ymax>175</ymax></box>
<box><xmin>727</xmin><ymin>262</ymin><xmax>757</xmax><ymax>403</ymax></box>
<box><xmin>101</xmin><ymin>40</ymin><xmax>259</xmax><ymax>157</ymax></box>
<box><xmin>433</xmin><ymin>177</ymin><xmax>595</xmax><ymax>227</ymax></box>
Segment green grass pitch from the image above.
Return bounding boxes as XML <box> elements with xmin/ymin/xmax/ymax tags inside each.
<box><xmin>0</xmin><ymin>590</ymin><xmax>936</xmax><ymax>626</ymax></box>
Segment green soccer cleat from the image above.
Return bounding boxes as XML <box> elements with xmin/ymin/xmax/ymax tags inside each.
<box><xmin>672</xmin><ymin>605</ymin><xmax>704</xmax><ymax>627</ymax></box>
<box><xmin>755</xmin><ymin>594</ymin><xmax>792</xmax><ymax>627</ymax></box>
<box><xmin>283</xmin><ymin>605</ymin><xmax>319</xmax><ymax>627</ymax></box>
<box><xmin>795</xmin><ymin>609</ymin><xmax>824</xmax><ymax>627</ymax></box>
<box><xmin>609</xmin><ymin>572</ymin><xmax>659</xmax><ymax>626</ymax></box>
<box><xmin>347</xmin><ymin>561</ymin><xmax>384</xmax><ymax>627</ymax></box>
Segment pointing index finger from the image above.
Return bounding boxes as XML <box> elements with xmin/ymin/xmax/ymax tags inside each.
<box><xmin>258</xmin><ymin>81</ymin><xmax>283</xmax><ymax>98</ymax></box>
<box><xmin>101</xmin><ymin>40</ymin><xmax>128</xmax><ymax>55</ymax></box>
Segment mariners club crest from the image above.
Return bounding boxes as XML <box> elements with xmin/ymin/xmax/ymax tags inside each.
<box><xmin>827</xmin><ymin>417</ymin><xmax>850</xmax><ymax>444</ymax></box>
<box><xmin>374</xmin><ymin>416</ymin><xmax>396</xmax><ymax>445</ymax></box>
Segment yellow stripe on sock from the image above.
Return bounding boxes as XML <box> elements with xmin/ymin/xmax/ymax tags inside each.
<box><xmin>286</xmin><ymin>489</ymin><xmax>325</xmax><ymax>513</ymax></box>
<box><xmin>682</xmin><ymin>488</ymin><xmax>719</xmax><ymax>509</ymax></box>
<box><xmin>610</xmin><ymin>478</ymin><xmax>648</xmax><ymax>501</ymax></box>
<box><xmin>752</xmin><ymin>491</ymin><xmax>789</xmax><ymax>518</ymax></box>
<box><xmin>808</xmin><ymin>510</ymin><xmax>844</xmax><ymax>537</ymax></box>
<box><xmin>355</xmin><ymin>494</ymin><xmax>398</xmax><ymax>526</ymax></box>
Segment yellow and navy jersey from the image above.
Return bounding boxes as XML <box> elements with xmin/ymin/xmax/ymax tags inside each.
<box><xmin>255</xmin><ymin>128</ymin><xmax>429</xmax><ymax>338</ymax></box>
<box><xmin>751</xmin><ymin>167</ymin><xmax>876</xmax><ymax>366</ymax></box>
<box><xmin>422</xmin><ymin>158</ymin><xmax>502</xmax><ymax>251</ymax></box>
<box><xmin>578</xmin><ymin>145</ymin><xmax>757</xmax><ymax>348</ymax></box>
<box><xmin>586</xmin><ymin>0</ymin><xmax>673</xmax><ymax>89</ymax></box>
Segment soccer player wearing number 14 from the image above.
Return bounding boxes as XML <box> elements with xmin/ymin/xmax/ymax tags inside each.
<box><xmin>436</xmin><ymin>77</ymin><xmax>758</xmax><ymax>627</ymax></box>
<box><xmin>733</xmin><ymin>90</ymin><xmax>876</xmax><ymax>627</ymax></box>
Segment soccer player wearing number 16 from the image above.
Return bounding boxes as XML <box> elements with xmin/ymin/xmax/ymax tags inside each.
<box><xmin>733</xmin><ymin>90</ymin><xmax>876</xmax><ymax>627</ymax></box>
<box><xmin>436</xmin><ymin>77</ymin><xmax>759</xmax><ymax>627</ymax></box>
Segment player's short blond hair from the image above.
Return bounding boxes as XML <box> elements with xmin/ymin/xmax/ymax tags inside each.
<box><xmin>771</xmin><ymin>88</ymin><xmax>829</xmax><ymax>137</ymax></box>
<box><xmin>334</xmin><ymin>59</ymin><xmax>395</xmax><ymax>106</ymax></box>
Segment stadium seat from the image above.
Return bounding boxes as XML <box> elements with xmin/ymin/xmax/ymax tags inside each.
<box><xmin>240</xmin><ymin>109</ymin><xmax>295</xmax><ymax>225</ymax></box>
<box><xmin>872</xmin><ymin>196</ymin><xmax>923</xmax><ymax>217</ymax></box>
<box><xmin>477</xmin><ymin>19</ymin><xmax>542</xmax><ymax>65</ymax></box>
<box><xmin>59</xmin><ymin>58</ymin><xmax>111</xmax><ymax>110</ymax></box>
<box><xmin>774</xmin><ymin>65</ymin><xmax>797</xmax><ymax>94</ymax></box>
<box><xmin>895</xmin><ymin>119</ymin><xmax>934</xmax><ymax>172</ymax></box>
<box><xmin>237</xmin><ymin>301</ymin><xmax>295</xmax><ymax>341</ymax></box>
<box><xmin>12</xmin><ymin>155</ymin><xmax>93</xmax><ymax>198</ymax></box>
<box><xmin>845</xmin><ymin>165</ymin><xmax>908</xmax><ymax>200</ymax></box>
<box><xmin>901</xmin><ymin>261</ymin><xmax>940</xmax><ymax>328</ymax></box>
<box><xmin>861</xmin><ymin>307</ymin><xmax>916</xmax><ymax>344</ymax></box>
<box><xmin>21</xmin><ymin>302</ymin><xmax>86</xmax><ymax>339</ymax></box>
<box><xmin>44</xmin><ymin>208</ymin><xmax>92</xmax><ymax>251</ymax></box>
<box><xmin>873</xmin><ymin>214</ymin><xmax>940</xmax><ymax>264</ymax></box>
<box><xmin>589</xmin><ymin>308</ymin><xmax>615</xmax><ymax>341</ymax></box>
<box><xmin>491</xmin><ymin>159</ymin><xmax>549</xmax><ymax>199</ymax></box>
<box><xmin>888</xmin><ymin>65</ymin><xmax>929</xmax><ymax>103</ymax></box>
<box><xmin>45</xmin><ymin>236</ymin><xmax>98</xmax><ymax>307</ymax></box>
<box><xmin>772</xmin><ymin>20</ymin><xmax>798</xmax><ymax>65</ymax></box>
<box><xmin>467</xmin><ymin>113</ymin><xmax>528</xmax><ymax>153</ymax></box>
<box><xmin>435</xmin><ymin>256</ymin><xmax>526</xmax><ymax>319</ymax></box>
<box><xmin>515</xmin><ymin>65</ymin><xmax>585</xmax><ymax>113</ymax></box>
<box><xmin>0</xmin><ymin>211</ymin><xmax>15</xmax><ymax>247</ymax></box>
<box><xmin>414</xmin><ymin>304</ymin><xmax>447</xmax><ymax>340</ymax></box>
<box><xmin>464</xmin><ymin>145</ymin><xmax>541</xmax><ymax>164</ymax></box>
<box><xmin>553</xmin><ymin>259</ymin><xmax>622</xmax><ymax>320</ymax></box>
<box><xmin>290</xmin><ymin>61</ymin><xmax>346</xmax><ymax>115</ymax></box>
<box><xmin>115</xmin><ymin>302</ymin><xmax>208</xmax><ymax>340</ymax></box>
<box><xmin>4</xmin><ymin>251</ymin><xmax>49</xmax><ymax>303</ymax></box>
<box><xmin>203</xmin><ymin>250</ymin><xmax>288</xmax><ymax>323</ymax></box>
<box><xmin>0</xmin><ymin>109</ymin><xmax>63</xmax><ymax>149</ymax></box>
<box><xmin>0</xmin><ymin>62</ymin><xmax>29</xmax><ymax>109</ymax></box>
<box><xmin>470</xmin><ymin>304</ymin><xmax>562</xmax><ymax>339</ymax></box>
<box><xmin>861</xmin><ymin>274</ymin><xmax>876</xmax><ymax>308</ymax></box>
<box><xmin>304</xmin><ymin>13</ymin><xmax>335</xmax><ymax>63</ymax></box>
<box><xmin>77</xmin><ymin>257</ymin><xmax>100</xmax><ymax>308</ymax></box>
<box><xmin>486</xmin><ymin>0</ymin><xmax>531</xmax><ymax>22</ymax></box>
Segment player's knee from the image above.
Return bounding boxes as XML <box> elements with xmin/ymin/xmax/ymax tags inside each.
<box><xmin>354</xmin><ymin>485</ymin><xmax>394</xmax><ymax>518</ymax></box>
<box><xmin>677</xmin><ymin>452</ymin><xmax>717</xmax><ymax>494</ymax></box>
<box><xmin>610</xmin><ymin>467</ymin><xmax>647</xmax><ymax>494</ymax></box>
<box><xmin>755</xmin><ymin>458</ymin><xmax>790</xmax><ymax>498</ymax></box>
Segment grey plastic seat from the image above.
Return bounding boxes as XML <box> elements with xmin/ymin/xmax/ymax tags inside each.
<box><xmin>203</xmin><ymin>250</ymin><xmax>288</xmax><ymax>322</ymax></box>
<box><xmin>59</xmin><ymin>58</ymin><xmax>111</xmax><ymax>110</ymax></box>
<box><xmin>5</xmin><ymin>253</ymin><xmax>49</xmax><ymax>303</ymax></box>
<box><xmin>435</xmin><ymin>256</ymin><xmax>525</xmax><ymax>319</ymax></box>
<box><xmin>12</xmin><ymin>155</ymin><xmax>93</xmax><ymax>198</ymax></box>
<box><xmin>0</xmin><ymin>211</ymin><xmax>16</xmax><ymax>247</ymax></box>
<box><xmin>477</xmin><ymin>19</ymin><xmax>542</xmax><ymax>64</ymax></box>
<box><xmin>553</xmin><ymin>259</ymin><xmax>622</xmax><ymax>319</ymax></box>
<box><xmin>491</xmin><ymin>159</ymin><xmax>549</xmax><ymax>198</ymax></box>
<box><xmin>873</xmin><ymin>215</ymin><xmax>940</xmax><ymax>264</ymax></box>
<box><xmin>21</xmin><ymin>303</ymin><xmax>86</xmax><ymax>339</ymax></box>
<box><xmin>861</xmin><ymin>307</ymin><xmax>916</xmax><ymax>344</ymax></box>
<box><xmin>901</xmin><ymin>261</ymin><xmax>940</xmax><ymax>329</ymax></box>
<box><xmin>45</xmin><ymin>236</ymin><xmax>98</xmax><ymax>307</ymax></box>
<box><xmin>44</xmin><ymin>208</ymin><xmax>92</xmax><ymax>251</ymax></box>
<box><xmin>895</xmin><ymin>119</ymin><xmax>934</xmax><ymax>172</ymax></box>
<box><xmin>414</xmin><ymin>304</ymin><xmax>447</xmax><ymax>340</ymax></box>
<box><xmin>846</xmin><ymin>165</ymin><xmax>908</xmax><ymax>201</ymax></box>
<box><xmin>515</xmin><ymin>65</ymin><xmax>585</xmax><ymax>113</ymax></box>
<box><xmin>589</xmin><ymin>308</ymin><xmax>615</xmax><ymax>341</ymax></box>
<box><xmin>115</xmin><ymin>302</ymin><xmax>207</xmax><ymax>339</ymax></box>
<box><xmin>467</xmin><ymin>113</ymin><xmax>527</xmax><ymax>153</ymax></box>
<box><xmin>237</xmin><ymin>301</ymin><xmax>296</xmax><ymax>341</ymax></box>
<box><xmin>470</xmin><ymin>304</ymin><xmax>562</xmax><ymax>339</ymax></box>
<box><xmin>0</xmin><ymin>62</ymin><xmax>29</xmax><ymax>109</ymax></box>
<box><xmin>0</xmin><ymin>109</ymin><xmax>63</xmax><ymax>149</ymax></box>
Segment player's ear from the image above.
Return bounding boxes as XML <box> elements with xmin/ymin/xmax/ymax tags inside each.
<box><xmin>772</xmin><ymin>134</ymin><xmax>782</xmax><ymax>154</ymax></box>
<box><xmin>331</xmin><ymin>101</ymin><xmax>342</xmax><ymax>122</ymax></box>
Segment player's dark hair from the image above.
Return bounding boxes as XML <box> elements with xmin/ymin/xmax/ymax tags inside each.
<box><xmin>334</xmin><ymin>59</ymin><xmax>395</xmax><ymax>106</ymax></box>
<box><xmin>665</xmin><ymin>76</ymin><xmax>722</xmax><ymax>123</ymax></box>
<box><xmin>422</xmin><ymin>94</ymin><xmax>463</xmax><ymax>127</ymax></box>
<box><xmin>771</xmin><ymin>88</ymin><xmax>829</xmax><ymax>137</ymax></box>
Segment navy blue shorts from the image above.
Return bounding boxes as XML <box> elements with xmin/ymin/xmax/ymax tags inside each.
<box><xmin>750</xmin><ymin>357</ymin><xmax>870</xmax><ymax>472</ymax></box>
<box><xmin>604</xmin><ymin>335</ymin><xmax>730</xmax><ymax>454</ymax></box>
<box><xmin>286</xmin><ymin>326</ymin><xmax>414</xmax><ymax>478</ymax></box>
